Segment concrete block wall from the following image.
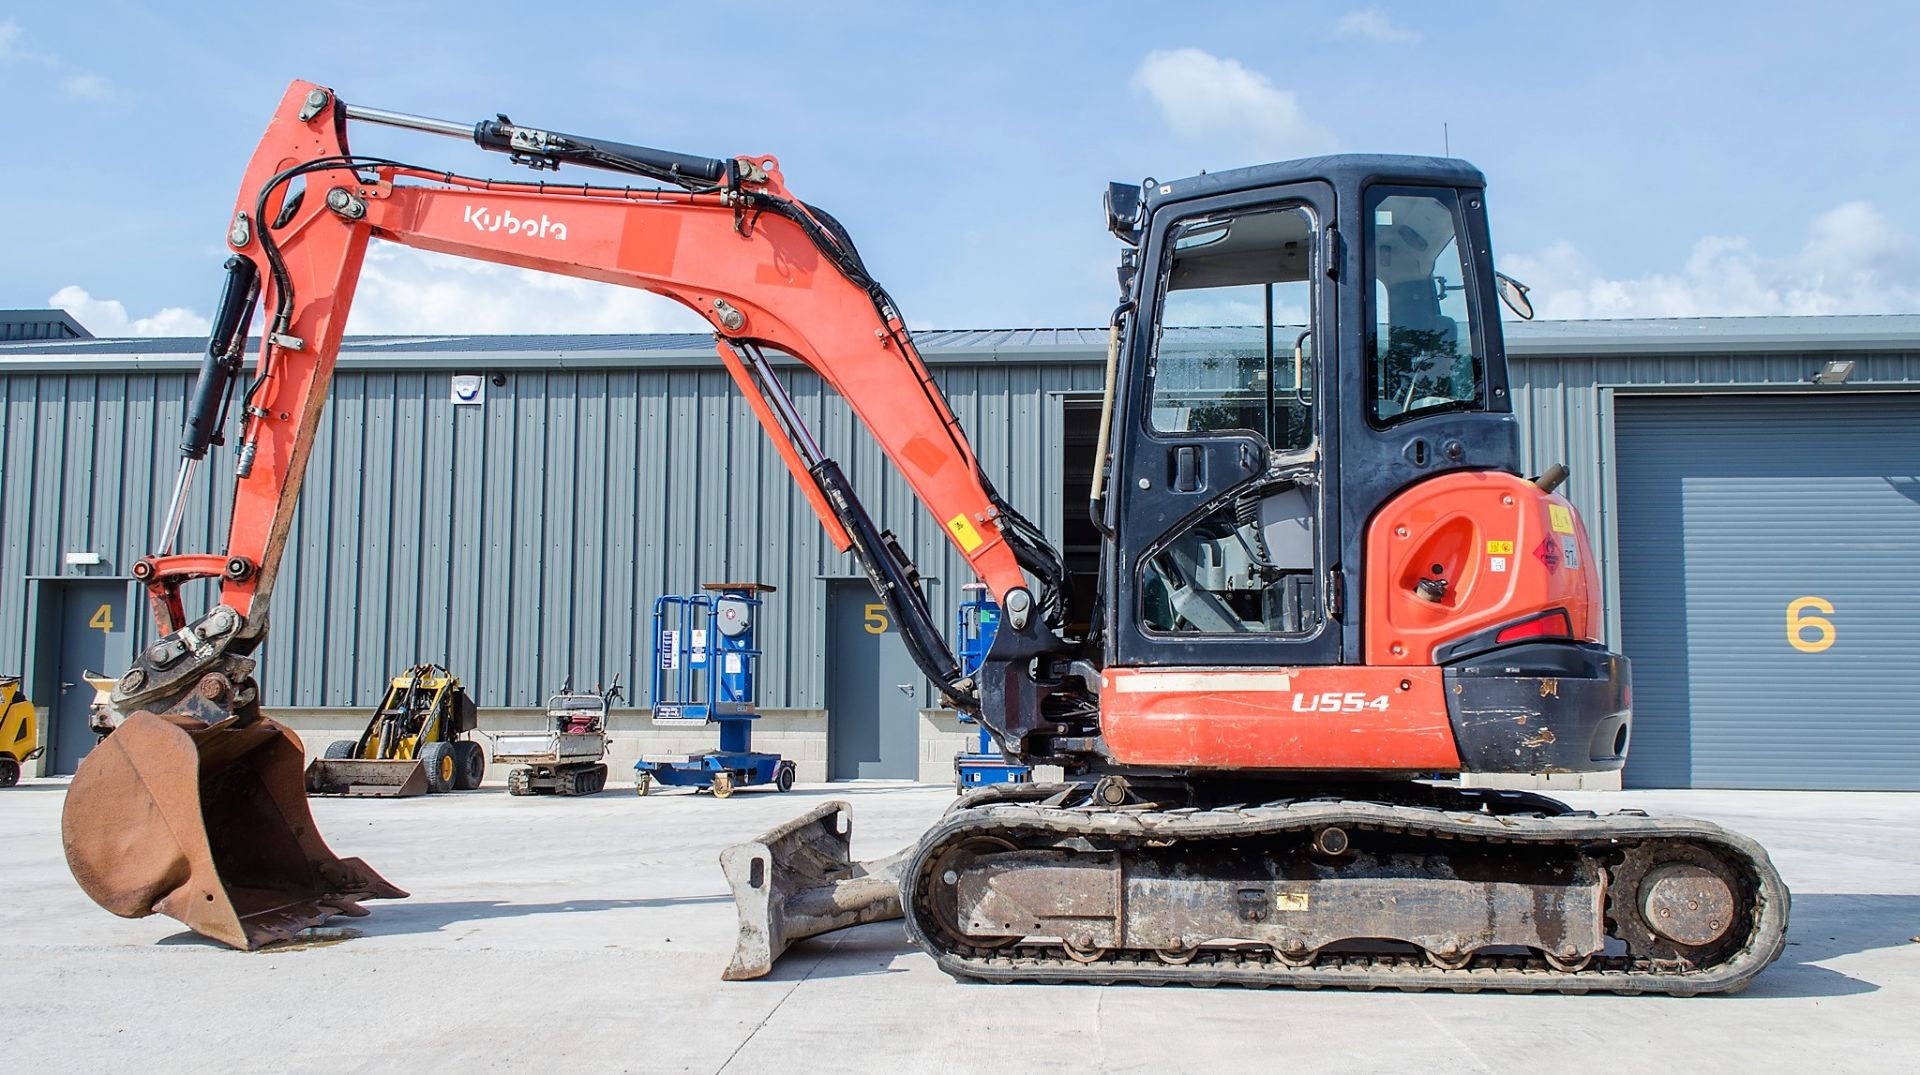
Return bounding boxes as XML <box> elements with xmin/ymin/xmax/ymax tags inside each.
<box><xmin>1462</xmin><ymin>770</ymin><xmax>1623</xmax><ymax>792</ymax></box>
<box><xmin>259</xmin><ymin>708</ymin><xmax>1615</xmax><ymax>793</ymax></box>
<box><xmin>917</xmin><ymin>708</ymin><xmax>976</xmax><ymax>785</ymax></box>
<box><xmin>273</xmin><ymin>707</ymin><xmax>831</xmax><ymax>786</ymax></box>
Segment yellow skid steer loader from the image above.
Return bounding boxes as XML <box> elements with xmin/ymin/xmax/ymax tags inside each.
<box><xmin>304</xmin><ymin>665</ymin><xmax>482</xmax><ymax>797</ymax></box>
<box><xmin>0</xmin><ymin>676</ymin><xmax>39</xmax><ymax>787</ymax></box>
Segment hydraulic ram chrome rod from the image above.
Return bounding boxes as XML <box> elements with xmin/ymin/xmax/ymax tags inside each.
<box><xmin>341</xmin><ymin>103</ymin><xmax>474</xmax><ymax>140</ymax></box>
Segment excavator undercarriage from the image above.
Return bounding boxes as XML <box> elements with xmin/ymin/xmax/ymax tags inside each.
<box><xmin>724</xmin><ymin>784</ymin><xmax>1788</xmax><ymax>995</ymax></box>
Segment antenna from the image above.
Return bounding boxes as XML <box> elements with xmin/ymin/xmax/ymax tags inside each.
<box><xmin>1443</xmin><ymin>122</ymin><xmax>1451</xmax><ymax>157</ymax></box>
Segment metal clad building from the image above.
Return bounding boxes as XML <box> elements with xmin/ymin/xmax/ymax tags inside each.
<box><xmin>2</xmin><ymin>315</ymin><xmax>1916</xmax><ymax>789</ymax></box>
<box><xmin>0</xmin><ymin>309</ymin><xmax>90</xmax><ymax>342</ymax></box>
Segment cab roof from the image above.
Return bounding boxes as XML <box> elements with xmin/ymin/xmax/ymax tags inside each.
<box><xmin>1146</xmin><ymin>154</ymin><xmax>1487</xmax><ymax>209</ymax></box>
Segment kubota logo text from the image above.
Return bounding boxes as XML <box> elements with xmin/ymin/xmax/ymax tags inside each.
<box><xmin>463</xmin><ymin>205</ymin><xmax>568</xmax><ymax>241</ymax></box>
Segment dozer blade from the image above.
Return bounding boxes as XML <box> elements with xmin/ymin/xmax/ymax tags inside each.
<box><xmin>304</xmin><ymin>758</ymin><xmax>430</xmax><ymax>798</ymax></box>
<box><xmin>62</xmin><ymin>711</ymin><xmax>407</xmax><ymax>950</ymax></box>
<box><xmin>719</xmin><ymin>800</ymin><xmax>906</xmax><ymax>980</ymax></box>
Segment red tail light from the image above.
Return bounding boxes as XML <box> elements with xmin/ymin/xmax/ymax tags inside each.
<box><xmin>1495</xmin><ymin>609</ymin><xmax>1573</xmax><ymax>644</ymax></box>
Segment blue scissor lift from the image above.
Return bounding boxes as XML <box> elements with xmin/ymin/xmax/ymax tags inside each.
<box><xmin>954</xmin><ymin>583</ymin><xmax>1032</xmax><ymax>792</ymax></box>
<box><xmin>635</xmin><ymin>582</ymin><xmax>795</xmax><ymax>798</ymax></box>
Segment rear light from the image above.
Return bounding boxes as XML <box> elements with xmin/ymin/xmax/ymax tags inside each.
<box><xmin>1494</xmin><ymin>609</ymin><xmax>1573</xmax><ymax>644</ymax></box>
<box><xmin>1433</xmin><ymin>607</ymin><xmax>1579</xmax><ymax>663</ymax></box>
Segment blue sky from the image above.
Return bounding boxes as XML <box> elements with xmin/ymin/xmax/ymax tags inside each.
<box><xmin>3</xmin><ymin>2</ymin><xmax>1916</xmax><ymax>336</ymax></box>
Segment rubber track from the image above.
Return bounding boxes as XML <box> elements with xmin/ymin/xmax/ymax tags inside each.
<box><xmin>902</xmin><ymin>800</ymin><xmax>1790</xmax><ymax>996</ymax></box>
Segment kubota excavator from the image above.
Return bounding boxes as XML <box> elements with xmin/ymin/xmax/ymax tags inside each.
<box><xmin>62</xmin><ymin>81</ymin><xmax>1787</xmax><ymax>991</ymax></box>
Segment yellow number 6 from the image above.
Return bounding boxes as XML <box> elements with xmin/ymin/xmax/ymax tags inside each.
<box><xmin>1785</xmin><ymin>597</ymin><xmax>1835</xmax><ymax>654</ymax></box>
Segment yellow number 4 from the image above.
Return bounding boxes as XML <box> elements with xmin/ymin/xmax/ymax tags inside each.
<box><xmin>89</xmin><ymin>603</ymin><xmax>114</xmax><ymax>633</ymax></box>
<box><xmin>863</xmin><ymin>603</ymin><xmax>889</xmax><ymax>635</ymax></box>
<box><xmin>1785</xmin><ymin>597</ymin><xmax>1835</xmax><ymax>654</ymax></box>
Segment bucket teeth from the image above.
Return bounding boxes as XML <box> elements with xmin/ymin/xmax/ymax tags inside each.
<box><xmin>62</xmin><ymin>711</ymin><xmax>406</xmax><ymax>950</ymax></box>
<box><xmin>720</xmin><ymin>801</ymin><xmax>906</xmax><ymax>980</ymax></box>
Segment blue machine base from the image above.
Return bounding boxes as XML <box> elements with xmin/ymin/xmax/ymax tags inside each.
<box><xmin>636</xmin><ymin>750</ymin><xmax>783</xmax><ymax>789</ymax></box>
<box><xmin>956</xmin><ymin>754</ymin><xmax>1031</xmax><ymax>789</ymax></box>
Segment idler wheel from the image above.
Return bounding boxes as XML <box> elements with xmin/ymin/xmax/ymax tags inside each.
<box><xmin>926</xmin><ymin>835</ymin><xmax>1023</xmax><ymax>949</ymax></box>
<box><xmin>1608</xmin><ymin>842</ymin><xmax>1746</xmax><ymax>962</ymax></box>
<box><xmin>1639</xmin><ymin>862</ymin><xmax>1736</xmax><ymax>948</ymax></box>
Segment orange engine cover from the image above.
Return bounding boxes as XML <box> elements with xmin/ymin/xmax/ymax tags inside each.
<box><xmin>1364</xmin><ymin>471</ymin><xmax>1600</xmax><ymax>665</ymax></box>
<box><xmin>1100</xmin><ymin>666</ymin><xmax>1462</xmax><ymax>772</ymax></box>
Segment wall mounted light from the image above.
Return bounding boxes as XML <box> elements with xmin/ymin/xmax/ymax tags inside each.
<box><xmin>1810</xmin><ymin>359</ymin><xmax>1856</xmax><ymax>385</ymax></box>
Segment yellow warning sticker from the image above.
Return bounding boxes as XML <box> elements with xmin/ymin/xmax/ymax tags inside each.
<box><xmin>947</xmin><ymin>513</ymin><xmax>984</xmax><ymax>553</ymax></box>
<box><xmin>1549</xmin><ymin>504</ymin><xmax>1575</xmax><ymax>534</ymax></box>
<box><xmin>1486</xmin><ymin>540</ymin><xmax>1514</xmax><ymax>555</ymax></box>
<box><xmin>1275</xmin><ymin>891</ymin><xmax>1311</xmax><ymax>912</ymax></box>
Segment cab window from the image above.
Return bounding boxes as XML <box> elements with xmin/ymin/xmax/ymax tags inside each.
<box><xmin>1149</xmin><ymin>204</ymin><xmax>1316</xmax><ymax>453</ymax></box>
<box><xmin>1366</xmin><ymin>188</ymin><xmax>1483</xmax><ymax>425</ymax></box>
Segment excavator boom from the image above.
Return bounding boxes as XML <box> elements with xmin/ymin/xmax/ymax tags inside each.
<box><xmin>63</xmin><ymin>80</ymin><xmax>1059</xmax><ymax>948</ymax></box>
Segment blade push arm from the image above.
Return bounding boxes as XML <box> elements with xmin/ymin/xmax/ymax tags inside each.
<box><xmin>127</xmin><ymin>80</ymin><xmax>1051</xmax><ymax>718</ymax></box>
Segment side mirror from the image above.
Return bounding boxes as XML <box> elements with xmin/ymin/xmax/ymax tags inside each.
<box><xmin>1494</xmin><ymin>272</ymin><xmax>1534</xmax><ymax>321</ymax></box>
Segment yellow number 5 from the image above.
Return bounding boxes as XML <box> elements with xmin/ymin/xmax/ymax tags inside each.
<box><xmin>1785</xmin><ymin>597</ymin><xmax>1835</xmax><ymax>653</ymax></box>
<box><xmin>89</xmin><ymin>604</ymin><xmax>114</xmax><ymax>633</ymax></box>
<box><xmin>863</xmin><ymin>603</ymin><xmax>889</xmax><ymax>635</ymax></box>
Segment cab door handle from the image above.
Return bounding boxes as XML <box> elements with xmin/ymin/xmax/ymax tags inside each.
<box><xmin>1173</xmin><ymin>446</ymin><xmax>1201</xmax><ymax>492</ymax></box>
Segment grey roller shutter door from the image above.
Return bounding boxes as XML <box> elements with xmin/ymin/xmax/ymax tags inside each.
<box><xmin>1615</xmin><ymin>393</ymin><xmax>1920</xmax><ymax>790</ymax></box>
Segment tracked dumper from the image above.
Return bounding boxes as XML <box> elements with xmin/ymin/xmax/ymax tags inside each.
<box><xmin>63</xmin><ymin>82</ymin><xmax>1783</xmax><ymax>993</ymax></box>
<box><xmin>495</xmin><ymin>681</ymin><xmax>618</xmax><ymax>796</ymax></box>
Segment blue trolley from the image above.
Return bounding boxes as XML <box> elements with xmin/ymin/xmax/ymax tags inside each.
<box><xmin>953</xmin><ymin>583</ymin><xmax>1031</xmax><ymax>791</ymax></box>
<box><xmin>634</xmin><ymin>583</ymin><xmax>795</xmax><ymax>797</ymax></box>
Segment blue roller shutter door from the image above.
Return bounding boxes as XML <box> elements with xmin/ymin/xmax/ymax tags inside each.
<box><xmin>1615</xmin><ymin>393</ymin><xmax>1920</xmax><ymax>790</ymax></box>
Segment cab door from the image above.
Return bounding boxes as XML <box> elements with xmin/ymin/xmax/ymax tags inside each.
<box><xmin>1106</xmin><ymin>182</ymin><xmax>1341</xmax><ymax>669</ymax></box>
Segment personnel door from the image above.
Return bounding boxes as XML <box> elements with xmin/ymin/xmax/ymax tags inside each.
<box><xmin>1108</xmin><ymin>183</ymin><xmax>1341</xmax><ymax>669</ymax></box>
<box><xmin>826</xmin><ymin>580</ymin><xmax>921</xmax><ymax>779</ymax></box>
<box><xmin>51</xmin><ymin>581</ymin><xmax>131</xmax><ymax>773</ymax></box>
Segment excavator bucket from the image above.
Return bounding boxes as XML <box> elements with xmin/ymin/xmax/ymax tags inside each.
<box><xmin>719</xmin><ymin>800</ymin><xmax>905</xmax><ymax>980</ymax></box>
<box><xmin>304</xmin><ymin>758</ymin><xmax>430</xmax><ymax>797</ymax></box>
<box><xmin>62</xmin><ymin>711</ymin><xmax>406</xmax><ymax>950</ymax></box>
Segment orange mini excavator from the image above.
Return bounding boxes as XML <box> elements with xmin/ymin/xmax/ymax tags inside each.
<box><xmin>63</xmin><ymin>82</ymin><xmax>1786</xmax><ymax>991</ymax></box>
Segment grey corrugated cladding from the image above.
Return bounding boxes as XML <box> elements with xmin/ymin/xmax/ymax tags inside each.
<box><xmin>0</xmin><ymin>348</ymin><xmax>1103</xmax><ymax>707</ymax></box>
<box><xmin>1</xmin><ymin>316</ymin><xmax>1915</xmax><ymax>707</ymax></box>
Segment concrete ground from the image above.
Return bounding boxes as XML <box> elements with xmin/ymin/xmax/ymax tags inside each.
<box><xmin>3</xmin><ymin>778</ymin><xmax>1916</xmax><ymax>1074</ymax></box>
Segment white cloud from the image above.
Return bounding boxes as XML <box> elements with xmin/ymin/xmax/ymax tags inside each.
<box><xmin>46</xmin><ymin>245</ymin><xmax>717</xmax><ymax>340</ymax></box>
<box><xmin>1132</xmin><ymin>48</ymin><xmax>1337</xmax><ymax>159</ymax></box>
<box><xmin>1334</xmin><ymin>8</ymin><xmax>1421</xmax><ymax>43</ymax></box>
<box><xmin>49</xmin><ymin>286</ymin><xmax>211</xmax><ymax>337</ymax></box>
<box><xmin>61</xmin><ymin>73</ymin><xmax>109</xmax><ymax>99</ymax></box>
<box><xmin>343</xmin><ymin>245</ymin><xmax>711</xmax><ymax>335</ymax></box>
<box><xmin>2</xmin><ymin>21</ymin><xmax>109</xmax><ymax>99</ymax></box>
<box><xmin>1502</xmin><ymin>201</ymin><xmax>1920</xmax><ymax>319</ymax></box>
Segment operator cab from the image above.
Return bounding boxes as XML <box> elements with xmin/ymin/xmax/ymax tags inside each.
<box><xmin>1098</xmin><ymin>155</ymin><xmax>1523</xmax><ymax>668</ymax></box>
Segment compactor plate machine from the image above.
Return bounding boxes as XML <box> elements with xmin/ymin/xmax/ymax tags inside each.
<box><xmin>62</xmin><ymin>82</ymin><xmax>1787</xmax><ymax>992</ymax></box>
